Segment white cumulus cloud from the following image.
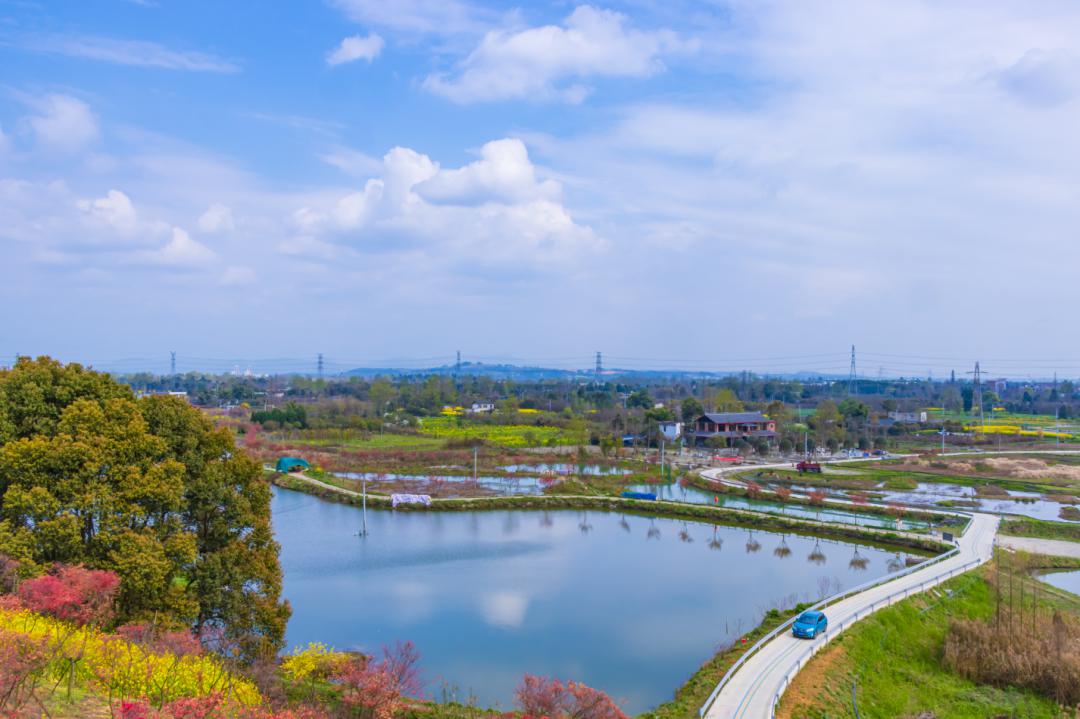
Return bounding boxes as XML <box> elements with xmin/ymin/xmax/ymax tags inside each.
<box><xmin>290</xmin><ymin>138</ymin><xmax>602</xmax><ymax>269</ymax></box>
<box><xmin>423</xmin><ymin>5</ymin><xmax>687</xmax><ymax>103</ymax></box>
<box><xmin>77</xmin><ymin>190</ymin><xmax>138</xmax><ymax>233</ymax></box>
<box><xmin>24</xmin><ymin>94</ymin><xmax>99</xmax><ymax>153</ymax></box>
<box><xmin>139</xmin><ymin>227</ymin><xmax>216</xmax><ymax>267</ymax></box>
<box><xmin>327</xmin><ymin>33</ymin><xmax>385</xmax><ymax>66</ymax></box>
<box><xmin>416</xmin><ymin>138</ymin><xmax>560</xmax><ymax>205</ymax></box>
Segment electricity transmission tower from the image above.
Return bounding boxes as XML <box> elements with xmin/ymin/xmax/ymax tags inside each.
<box><xmin>455</xmin><ymin>350</ymin><xmax>461</xmax><ymax>374</ymax></box>
<box><xmin>317</xmin><ymin>353</ymin><xmax>324</xmax><ymax>379</ymax></box>
<box><xmin>595</xmin><ymin>351</ymin><xmax>603</xmax><ymax>377</ymax></box>
<box><xmin>170</xmin><ymin>351</ymin><xmax>176</xmax><ymax>376</ymax></box>
<box><xmin>966</xmin><ymin>362</ymin><xmax>985</xmax><ymax>427</ymax></box>
<box><xmin>848</xmin><ymin>345</ymin><xmax>857</xmax><ymax>394</ymax></box>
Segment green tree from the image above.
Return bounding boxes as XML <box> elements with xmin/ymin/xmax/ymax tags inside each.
<box><xmin>680</xmin><ymin>397</ymin><xmax>704</xmax><ymax>422</ymax></box>
<box><xmin>626</xmin><ymin>390</ymin><xmax>653</xmax><ymax>409</ymax></box>
<box><xmin>710</xmin><ymin>388</ymin><xmax>743</xmax><ymax>412</ymax></box>
<box><xmin>0</xmin><ymin>357</ymin><xmax>289</xmax><ymax>661</ymax></box>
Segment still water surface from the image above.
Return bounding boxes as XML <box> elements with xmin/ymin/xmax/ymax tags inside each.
<box><xmin>1037</xmin><ymin>569</ymin><xmax>1080</xmax><ymax>596</ymax></box>
<box><xmin>273</xmin><ymin>487</ymin><xmax>913</xmax><ymax>713</ymax></box>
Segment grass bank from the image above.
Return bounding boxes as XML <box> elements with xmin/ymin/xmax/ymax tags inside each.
<box><xmin>687</xmin><ymin>474</ymin><xmax>966</xmax><ymax>532</ymax></box>
<box><xmin>777</xmin><ymin>555</ymin><xmax>1080</xmax><ymax>719</ymax></box>
<box><xmin>1000</xmin><ymin>516</ymin><xmax>1080</xmax><ymax>542</ymax></box>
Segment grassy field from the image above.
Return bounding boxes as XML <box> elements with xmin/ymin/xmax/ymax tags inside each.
<box><xmin>777</xmin><ymin>557</ymin><xmax>1080</xmax><ymax>718</ymax></box>
<box><xmin>417</xmin><ymin>416</ymin><xmax>584</xmax><ymax>447</ymax></box>
<box><xmin>1000</xmin><ymin>516</ymin><xmax>1080</xmax><ymax>542</ymax></box>
<box><xmin>261</xmin><ymin>429</ymin><xmax>446</xmax><ymax>450</ymax></box>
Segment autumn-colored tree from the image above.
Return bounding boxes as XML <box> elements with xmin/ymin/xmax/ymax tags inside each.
<box><xmin>334</xmin><ymin>641</ymin><xmax>422</xmax><ymax>719</ymax></box>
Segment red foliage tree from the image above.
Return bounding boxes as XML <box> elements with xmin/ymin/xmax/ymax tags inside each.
<box><xmin>0</xmin><ymin>628</ymin><xmax>48</xmax><ymax>714</ymax></box>
<box><xmin>334</xmin><ymin>641</ymin><xmax>422</xmax><ymax>719</ymax></box>
<box><xmin>117</xmin><ymin>622</ymin><xmax>203</xmax><ymax>656</ymax></box>
<box><xmin>516</xmin><ymin>674</ymin><xmax>627</xmax><ymax>719</ymax></box>
<box><xmin>17</xmin><ymin>565</ymin><xmax>121</xmax><ymax>626</ymax></box>
<box><xmin>807</xmin><ymin>489</ymin><xmax>827</xmax><ymax>506</ymax></box>
<box><xmin>745</xmin><ymin>480</ymin><xmax>763</xmax><ymax>499</ymax></box>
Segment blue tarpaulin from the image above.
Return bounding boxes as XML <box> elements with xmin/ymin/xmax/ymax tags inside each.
<box><xmin>621</xmin><ymin>491</ymin><xmax>657</xmax><ymax>501</ymax></box>
<box><xmin>275</xmin><ymin>457</ymin><xmax>310</xmax><ymax>472</ymax></box>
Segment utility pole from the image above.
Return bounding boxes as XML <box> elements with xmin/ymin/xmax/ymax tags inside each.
<box><xmin>660</xmin><ymin>440</ymin><xmax>666</xmax><ymax>481</ymax></box>
<box><xmin>473</xmin><ymin>445</ymin><xmax>478</xmax><ymax>484</ymax></box>
<box><xmin>317</xmin><ymin>353</ymin><xmax>324</xmax><ymax>380</ymax></box>
<box><xmin>360</xmin><ymin>475</ymin><xmax>368</xmax><ymax>537</ymax></box>
<box><xmin>848</xmin><ymin>345</ymin><xmax>857</xmax><ymax>395</ymax></box>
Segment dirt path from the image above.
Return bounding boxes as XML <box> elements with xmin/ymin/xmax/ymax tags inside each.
<box><xmin>997</xmin><ymin>535</ymin><xmax>1080</xmax><ymax>558</ymax></box>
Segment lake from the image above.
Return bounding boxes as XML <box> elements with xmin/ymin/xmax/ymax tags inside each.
<box><xmin>272</xmin><ymin>486</ymin><xmax>916</xmax><ymax>713</ymax></box>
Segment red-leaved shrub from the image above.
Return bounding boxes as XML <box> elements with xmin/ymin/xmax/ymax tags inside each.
<box><xmin>17</xmin><ymin>565</ymin><xmax>120</xmax><ymax>626</ymax></box>
<box><xmin>516</xmin><ymin>674</ymin><xmax>627</xmax><ymax>719</ymax></box>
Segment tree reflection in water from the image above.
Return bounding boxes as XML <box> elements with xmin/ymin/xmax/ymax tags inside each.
<box><xmin>746</xmin><ymin>530</ymin><xmax>761</xmax><ymax>554</ymax></box>
<box><xmin>808</xmin><ymin>539</ymin><xmax>827</xmax><ymax>565</ymax></box>
<box><xmin>708</xmin><ymin>527</ymin><xmax>723</xmax><ymax>551</ymax></box>
<box><xmin>578</xmin><ymin>511</ymin><xmax>593</xmax><ymax>534</ymax></box>
<box><xmin>646</xmin><ymin>518</ymin><xmax>661</xmax><ymax>540</ymax></box>
<box><xmin>773</xmin><ymin>536</ymin><xmax>792</xmax><ymax>559</ymax></box>
<box><xmin>678</xmin><ymin>522</ymin><xmax>694</xmax><ymax>543</ymax></box>
<box><xmin>618</xmin><ymin>517</ymin><xmax>630</xmax><ymax>532</ymax></box>
<box><xmin>849</xmin><ymin>547</ymin><xmax>869</xmax><ymax>570</ymax></box>
<box><xmin>540</xmin><ymin>511</ymin><xmax>553</xmax><ymax>528</ymax></box>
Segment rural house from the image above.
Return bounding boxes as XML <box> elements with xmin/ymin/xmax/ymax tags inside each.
<box><xmin>690</xmin><ymin>412</ymin><xmax>777</xmax><ymax>446</ymax></box>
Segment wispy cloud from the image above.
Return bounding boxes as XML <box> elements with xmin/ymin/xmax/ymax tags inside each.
<box><xmin>17</xmin><ymin>34</ymin><xmax>240</xmax><ymax>73</ymax></box>
<box><xmin>327</xmin><ymin>33</ymin><xmax>384</xmax><ymax>66</ymax></box>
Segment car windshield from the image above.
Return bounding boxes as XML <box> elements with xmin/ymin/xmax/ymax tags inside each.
<box><xmin>798</xmin><ymin>612</ymin><xmax>820</xmax><ymax>623</ymax></box>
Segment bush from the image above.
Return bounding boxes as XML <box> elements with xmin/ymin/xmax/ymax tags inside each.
<box><xmin>17</xmin><ymin>565</ymin><xmax>120</xmax><ymax>627</ymax></box>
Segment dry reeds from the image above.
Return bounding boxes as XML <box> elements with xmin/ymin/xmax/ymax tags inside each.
<box><xmin>944</xmin><ymin>609</ymin><xmax>1080</xmax><ymax>705</ymax></box>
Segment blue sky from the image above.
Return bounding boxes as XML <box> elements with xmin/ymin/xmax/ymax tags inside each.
<box><xmin>2</xmin><ymin>0</ymin><xmax>1080</xmax><ymax>376</ymax></box>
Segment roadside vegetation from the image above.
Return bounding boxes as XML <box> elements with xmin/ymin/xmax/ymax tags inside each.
<box><xmin>777</xmin><ymin>552</ymin><xmax>1080</xmax><ymax>718</ymax></box>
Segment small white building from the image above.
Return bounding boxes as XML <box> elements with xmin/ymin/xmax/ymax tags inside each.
<box><xmin>658</xmin><ymin>421</ymin><xmax>683</xmax><ymax>441</ymax></box>
<box><xmin>888</xmin><ymin>410</ymin><xmax>927</xmax><ymax>423</ymax></box>
<box><xmin>468</xmin><ymin>402</ymin><xmax>496</xmax><ymax>414</ymax></box>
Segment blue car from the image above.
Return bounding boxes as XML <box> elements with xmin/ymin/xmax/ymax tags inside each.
<box><xmin>792</xmin><ymin>610</ymin><xmax>828</xmax><ymax>639</ymax></box>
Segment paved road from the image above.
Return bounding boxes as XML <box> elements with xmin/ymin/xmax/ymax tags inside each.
<box><xmin>704</xmin><ymin>512</ymin><xmax>999</xmax><ymax>719</ymax></box>
<box><xmin>998</xmin><ymin>535</ymin><xmax>1080</xmax><ymax>559</ymax></box>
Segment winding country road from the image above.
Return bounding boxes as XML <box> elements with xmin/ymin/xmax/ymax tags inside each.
<box><xmin>703</xmin><ymin>512</ymin><xmax>999</xmax><ymax>719</ymax></box>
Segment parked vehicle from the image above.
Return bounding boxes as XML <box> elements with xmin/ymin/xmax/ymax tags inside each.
<box><xmin>796</xmin><ymin>460</ymin><xmax>822</xmax><ymax>474</ymax></box>
<box><xmin>792</xmin><ymin>610</ymin><xmax>828</xmax><ymax>639</ymax></box>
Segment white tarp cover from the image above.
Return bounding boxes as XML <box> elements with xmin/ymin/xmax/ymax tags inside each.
<box><xmin>391</xmin><ymin>493</ymin><xmax>432</xmax><ymax>507</ymax></box>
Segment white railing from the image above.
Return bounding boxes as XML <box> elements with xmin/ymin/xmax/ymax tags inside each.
<box><xmin>697</xmin><ymin>518</ymin><xmax>972</xmax><ymax>718</ymax></box>
<box><xmin>766</xmin><ymin>554</ymin><xmax>985</xmax><ymax>717</ymax></box>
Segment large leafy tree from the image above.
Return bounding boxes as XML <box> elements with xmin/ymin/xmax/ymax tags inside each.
<box><xmin>0</xmin><ymin>357</ymin><xmax>289</xmax><ymax>660</ymax></box>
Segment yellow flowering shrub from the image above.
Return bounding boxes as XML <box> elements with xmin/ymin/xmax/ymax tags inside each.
<box><xmin>281</xmin><ymin>642</ymin><xmax>350</xmax><ymax>683</ymax></box>
<box><xmin>0</xmin><ymin>606</ymin><xmax>260</xmax><ymax>705</ymax></box>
